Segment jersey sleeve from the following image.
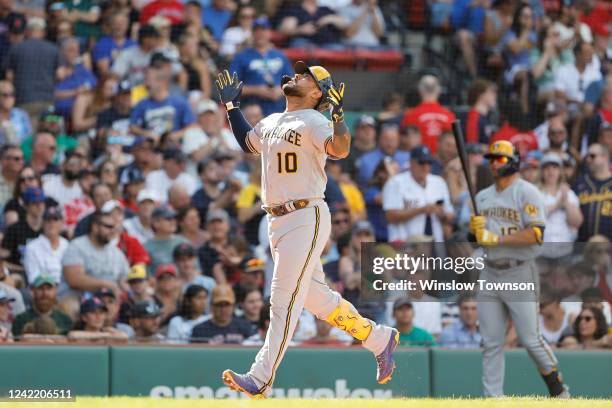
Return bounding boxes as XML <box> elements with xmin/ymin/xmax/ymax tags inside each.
<box><xmin>520</xmin><ymin>184</ymin><xmax>546</xmax><ymax>228</ymax></box>
<box><xmin>382</xmin><ymin>175</ymin><xmax>404</xmax><ymax>211</ymax></box>
<box><xmin>245</xmin><ymin>120</ymin><xmax>263</xmax><ymax>155</ymax></box>
<box><xmin>311</xmin><ymin>115</ymin><xmax>334</xmax><ymax>153</ymax></box>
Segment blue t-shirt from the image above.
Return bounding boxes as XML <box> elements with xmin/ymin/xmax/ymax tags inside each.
<box><xmin>357</xmin><ymin>149</ymin><xmax>410</xmax><ymax>188</ymax></box>
<box><xmin>450</xmin><ymin>0</ymin><xmax>485</xmax><ymax>34</ymax></box>
<box><xmin>364</xmin><ymin>186</ymin><xmax>388</xmax><ymax>242</ymax></box>
<box><xmin>502</xmin><ymin>30</ymin><xmax>538</xmax><ymax>70</ymax></box>
<box><xmin>229</xmin><ymin>47</ymin><xmax>293</xmax><ymax>116</ymax></box>
<box><xmin>54</xmin><ymin>64</ymin><xmax>97</xmax><ymax>118</ymax></box>
<box><xmin>92</xmin><ymin>36</ymin><xmax>136</xmax><ymax>65</ymax></box>
<box><xmin>201</xmin><ymin>5</ymin><xmax>231</xmax><ymax>41</ymax></box>
<box><xmin>130</xmin><ymin>95</ymin><xmax>195</xmax><ymax>135</ymax></box>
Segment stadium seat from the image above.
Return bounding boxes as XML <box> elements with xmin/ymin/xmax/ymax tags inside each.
<box><xmin>282</xmin><ymin>48</ymin><xmax>311</xmax><ymax>63</ymax></box>
<box><xmin>354</xmin><ymin>49</ymin><xmax>404</xmax><ymax>72</ymax></box>
<box><xmin>311</xmin><ymin>49</ymin><xmax>357</xmax><ymax>70</ymax></box>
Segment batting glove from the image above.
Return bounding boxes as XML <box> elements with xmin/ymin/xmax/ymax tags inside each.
<box><xmin>328</xmin><ymin>82</ymin><xmax>345</xmax><ymax>123</ymax></box>
<box><xmin>475</xmin><ymin>228</ymin><xmax>500</xmax><ymax>246</ymax></box>
<box><xmin>469</xmin><ymin>215</ymin><xmax>486</xmax><ymax>234</ymax></box>
<box><xmin>215</xmin><ymin>70</ymin><xmax>243</xmax><ymax>110</ymax></box>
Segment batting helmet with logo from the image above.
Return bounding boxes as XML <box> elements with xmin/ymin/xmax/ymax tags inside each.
<box><xmin>484</xmin><ymin>140</ymin><xmax>520</xmax><ymax>176</ymax></box>
<box><xmin>294</xmin><ymin>61</ymin><xmax>335</xmax><ymax>112</ymax></box>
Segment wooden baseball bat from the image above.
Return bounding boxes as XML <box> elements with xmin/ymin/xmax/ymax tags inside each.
<box><xmin>451</xmin><ymin>120</ymin><xmax>479</xmax><ymax>216</ymax></box>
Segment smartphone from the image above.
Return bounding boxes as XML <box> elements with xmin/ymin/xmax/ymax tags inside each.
<box><xmin>435</xmin><ymin>199</ymin><xmax>444</xmax><ymax>206</ymax></box>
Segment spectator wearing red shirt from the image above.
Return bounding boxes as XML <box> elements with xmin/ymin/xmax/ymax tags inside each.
<box><xmin>401</xmin><ymin>75</ymin><xmax>456</xmax><ymax>154</ymax></box>
<box><xmin>579</xmin><ymin>0</ymin><xmax>611</xmax><ymax>35</ymax></box>
<box><xmin>139</xmin><ymin>0</ymin><xmax>184</xmax><ymax>25</ymax></box>
<box><xmin>102</xmin><ymin>200</ymin><xmax>150</xmax><ymax>267</ymax></box>
<box><xmin>465</xmin><ymin>79</ymin><xmax>497</xmax><ymax>144</ymax></box>
<box><xmin>490</xmin><ymin>105</ymin><xmax>539</xmax><ymax>159</ymax></box>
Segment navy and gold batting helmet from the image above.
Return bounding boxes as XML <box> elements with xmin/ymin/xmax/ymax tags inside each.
<box><xmin>294</xmin><ymin>61</ymin><xmax>334</xmax><ymax>112</ymax></box>
<box><xmin>484</xmin><ymin>140</ymin><xmax>520</xmax><ymax>176</ymax></box>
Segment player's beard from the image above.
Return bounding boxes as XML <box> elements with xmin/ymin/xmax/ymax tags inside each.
<box><xmin>282</xmin><ymin>82</ymin><xmax>304</xmax><ymax>97</ymax></box>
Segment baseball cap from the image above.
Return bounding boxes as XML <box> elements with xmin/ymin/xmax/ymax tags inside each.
<box><xmin>152</xmin><ymin>205</ymin><xmax>177</xmax><ymax>220</ymax></box>
<box><xmin>114</xmin><ymin>80</ymin><xmax>132</xmax><ymax>96</ymax></box>
<box><xmin>352</xmin><ymin>220</ymin><xmax>374</xmax><ymax>235</ymax></box>
<box><xmin>162</xmin><ymin>148</ymin><xmax>186</xmax><ymax>162</ymax></box>
<box><xmin>521</xmin><ymin>150</ymin><xmax>541</xmax><ymax>169</ymax></box>
<box><xmin>130</xmin><ymin>136</ymin><xmax>154</xmax><ymax>151</ymax></box>
<box><xmin>137</xmin><ymin>189</ymin><xmax>157</xmax><ymax>204</ymax></box>
<box><xmin>132</xmin><ymin>300</ymin><xmax>161</xmax><ymax>318</ymax></box>
<box><xmin>94</xmin><ymin>288</ymin><xmax>116</xmax><ymax>299</ymax></box>
<box><xmin>43</xmin><ymin>206</ymin><xmax>63</xmax><ymax>221</ymax></box>
<box><xmin>393</xmin><ymin>297</ymin><xmax>413</xmax><ymax>311</ymax></box>
<box><xmin>410</xmin><ymin>145</ymin><xmax>434</xmax><ymax>163</ymax></box>
<box><xmin>253</xmin><ymin>17</ymin><xmax>271</xmax><ymax>30</ymax></box>
<box><xmin>39</xmin><ymin>105</ymin><xmax>62</xmax><ymax>122</ymax></box>
<box><xmin>150</xmin><ymin>50</ymin><xmax>173</xmax><ymax>67</ymax></box>
<box><xmin>0</xmin><ymin>288</ymin><xmax>15</xmax><ymax>304</ymax></box>
<box><xmin>8</xmin><ymin>14</ymin><xmax>26</xmax><ymax>34</ymax></box>
<box><xmin>242</xmin><ymin>257</ymin><xmax>265</xmax><ymax>273</ymax></box>
<box><xmin>592</xmin><ymin>24</ymin><xmax>610</xmax><ymax>38</ymax></box>
<box><xmin>80</xmin><ymin>297</ymin><xmax>108</xmax><ymax>314</ymax></box>
<box><xmin>22</xmin><ymin>187</ymin><xmax>45</xmax><ymax>204</ymax></box>
<box><xmin>196</xmin><ymin>99</ymin><xmax>219</xmax><ymax>115</ymax></box>
<box><xmin>148</xmin><ymin>15</ymin><xmax>171</xmax><ymax>29</ymax></box>
<box><xmin>155</xmin><ymin>263</ymin><xmax>178</xmax><ymax>279</ymax></box>
<box><xmin>26</xmin><ymin>16</ymin><xmax>46</xmax><ymax>31</ymax></box>
<box><xmin>128</xmin><ymin>264</ymin><xmax>148</xmax><ymax>281</ymax></box>
<box><xmin>32</xmin><ymin>274</ymin><xmax>57</xmax><ymax>288</ymax></box>
<box><xmin>206</xmin><ymin>208</ymin><xmax>229</xmax><ymax>224</ymax></box>
<box><xmin>101</xmin><ymin>199</ymin><xmax>123</xmax><ymax>215</ymax></box>
<box><xmin>357</xmin><ymin>115</ymin><xmax>376</xmax><ymax>128</ymax></box>
<box><xmin>211</xmin><ymin>284</ymin><xmax>236</xmax><ymax>305</ymax></box>
<box><xmin>213</xmin><ymin>149</ymin><xmax>235</xmax><ymax>162</ymax></box>
<box><xmin>173</xmin><ymin>242</ymin><xmax>196</xmax><ymax>259</ymax></box>
<box><xmin>138</xmin><ymin>24</ymin><xmax>160</xmax><ymax>39</ymax></box>
<box><xmin>540</xmin><ymin>153</ymin><xmax>563</xmax><ymax>168</ymax></box>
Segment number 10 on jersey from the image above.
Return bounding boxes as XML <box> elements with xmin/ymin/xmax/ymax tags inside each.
<box><xmin>277</xmin><ymin>152</ymin><xmax>298</xmax><ymax>174</ymax></box>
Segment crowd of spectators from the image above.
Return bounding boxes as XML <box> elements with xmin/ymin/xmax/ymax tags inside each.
<box><xmin>0</xmin><ymin>0</ymin><xmax>609</xmax><ymax>350</ymax></box>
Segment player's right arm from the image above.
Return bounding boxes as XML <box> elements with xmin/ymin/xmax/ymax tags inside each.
<box><xmin>215</xmin><ymin>70</ymin><xmax>260</xmax><ymax>154</ymax></box>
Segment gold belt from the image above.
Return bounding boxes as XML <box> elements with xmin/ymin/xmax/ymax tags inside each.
<box><xmin>262</xmin><ymin>199</ymin><xmax>310</xmax><ymax>217</ymax></box>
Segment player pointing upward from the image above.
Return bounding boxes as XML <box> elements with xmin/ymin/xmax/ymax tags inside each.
<box><xmin>215</xmin><ymin>62</ymin><xmax>399</xmax><ymax>399</ymax></box>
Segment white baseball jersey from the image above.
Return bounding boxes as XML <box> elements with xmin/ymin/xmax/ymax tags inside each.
<box><xmin>245</xmin><ymin>109</ymin><xmax>333</xmax><ymax>206</ymax></box>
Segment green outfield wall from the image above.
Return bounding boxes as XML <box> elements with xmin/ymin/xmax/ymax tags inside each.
<box><xmin>0</xmin><ymin>346</ymin><xmax>609</xmax><ymax>399</ymax></box>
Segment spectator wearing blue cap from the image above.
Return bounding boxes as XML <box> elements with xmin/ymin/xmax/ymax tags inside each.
<box><xmin>229</xmin><ymin>16</ymin><xmax>293</xmax><ymax>116</ymax></box>
<box><xmin>383</xmin><ymin>146</ymin><xmax>454</xmax><ymax>243</ymax></box>
<box><xmin>96</xmin><ymin>80</ymin><xmax>134</xmax><ymax>156</ymax></box>
<box><xmin>1</xmin><ymin>186</ymin><xmax>45</xmax><ymax>272</ymax></box>
<box><xmin>23</xmin><ymin>206</ymin><xmax>68</xmax><ymax>290</ymax></box>
<box><xmin>0</xmin><ymin>288</ymin><xmax>15</xmax><ymax>342</ymax></box>
<box><xmin>118</xmin><ymin>136</ymin><xmax>156</xmax><ymax>188</ymax></box>
<box><xmin>12</xmin><ymin>275</ymin><xmax>72</xmax><ymax>337</ymax></box>
<box><xmin>130</xmin><ymin>299</ymin><xmax>165</xmax><ymax>341</ymax></box>
<box><xmin>68</xmin><ymin>296</ymin><xmax>128</xmax><ymax>341</ymax></box>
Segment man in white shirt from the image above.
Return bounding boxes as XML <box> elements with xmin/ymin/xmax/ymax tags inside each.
<box><xmin>554</xmin><ymin>42</ymin><xmax>602</xmax><ymax>106</ymax></box>
<box><xmin>338</xmin><ymin>0</ymin><xmax>386</xmax><ymax>48</ymax></box>
<box><xmin>145</xmin><ymin>148</ymin><xmax>198</xmax><ymax>203</ymax></box>
<box><xmin>42</xmin><ymin>151</ymin><xmax>84</xmax><ymax>207</ymax></box>
<box><xmin>383</xmin><ymin>145</ymin><xmax>454</xmax><ymax>242</ymax></box>
<box><xmin>23</xmin><ymin>206</ymin><xmax>68</xmax><ymax>292</ymax></box>
<box><xmin>123</xmin><ymin>189</ymin><xmax>156</xmax><ymax>244</ymax></box>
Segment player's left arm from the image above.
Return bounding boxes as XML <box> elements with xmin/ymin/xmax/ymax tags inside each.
<box><xmin>500</xmin><ymin>186</ymin><xmax>546</xmax><ymax>245</ymax></box>
<box><xmin>325</xmin><ymin>83</ymin><xmax>351</xmax><ymax>159</ymax></box>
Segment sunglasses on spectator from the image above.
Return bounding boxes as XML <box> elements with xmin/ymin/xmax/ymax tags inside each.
<box><xmin>4</xmin><ymin>155</ymin><xmax>23</xmax><ymax>161</ymax></box>
<box><xmin>240</xmin><ymin>13</ymin><xmax>255</xmax><ymax>19</ymax></box>
<box><xmin>0</xmin><ymin>92</ymin><xmax>14</xmax><ymax>97</ymax></box>
<box><xmin>20</xmin><ymin>176</ymin><xmax>36</xmax><ymax>182</ymax></box>
<box><xmin>578</xmin><ymin>315</ymin><xmax>594</xmax><ymax>322</ymax></box>
<box><xmin>333</xmin><ymin>218</ymin><xmax>350</xmax><ymax>225</ymax></box>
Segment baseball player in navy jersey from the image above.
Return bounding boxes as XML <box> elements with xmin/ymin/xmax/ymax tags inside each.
<box><xmin>469</xmin><ymin>140</ymin><xmax>570</xmax><ymax>398</ymax></box>
<box><xmin>214</xmin><ymin>62</ymin><xmax>399</xmax><ymax>399</ymax></box>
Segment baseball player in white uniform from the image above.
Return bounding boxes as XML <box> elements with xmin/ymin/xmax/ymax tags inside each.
<box><xmin>215</xmin><ymin>63</ymin><xmax>399</xmax><ymax>399</ymax></box>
